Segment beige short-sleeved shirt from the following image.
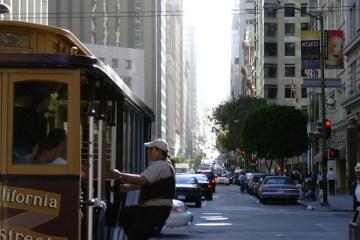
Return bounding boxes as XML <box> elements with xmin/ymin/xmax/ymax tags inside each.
<box><xmin>140</xmin><ymin>160</ymin><xmax>173</xmax><ymax>207</ymax></box>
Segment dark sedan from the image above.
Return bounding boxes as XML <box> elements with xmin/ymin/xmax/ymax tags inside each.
<box><xmin>175</xmin><ymin>175</ymin><xmax>202</xmax><ymax>207</ymax></box>
<box><xmin>191</xmin><ymin>174</ymin><xmax>213</xmax><ymax>200</ymax></box>
<box><xmin>258</xmin><ymin>176</ymin><xmax>300</xmax><ymax>204</ymax></box>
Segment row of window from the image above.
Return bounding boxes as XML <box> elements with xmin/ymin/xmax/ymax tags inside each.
<box><xmin>265</xmin><ymin>22</ymin><xmax>309</xmax><ymax>37</ymax></box>
<box><xmin>264</xmin><ymin>64</ymin><xmax>310</xmax><ymax>78</ymax></box>
<box><xmin>98</xmin><ymin>57</ymin><xmax>132</xmax><ymax>70</ymax></box>
<box><xmin>264</xmin><ymin>42</ymin><xmax>296</xmax><ymax>56</ymax></box>
<box><xmin>265</xmin><ymin>85</ymin><xmax>308</xmax><ymax>99</ymax></box>
<box><xmin>264</xmin><ymin>4</ymin><xmax>308</xmax><ymax>18</ymax></box>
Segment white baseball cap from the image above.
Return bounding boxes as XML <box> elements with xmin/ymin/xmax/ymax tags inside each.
<box><xmin>144</xmin><ymin>138</ymin><xmax>168</xmax><ymax>152</ymax></box>
<box><xmin>355</xmin><ymin>163</ymin><xmax>360</xmax><ymax>172</ymax></box>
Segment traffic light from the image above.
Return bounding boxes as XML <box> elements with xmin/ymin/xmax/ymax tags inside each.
<box><xmin>324</xmin><ymin>120</ymin><xmax>332</xmax><ymax>139</ymax></box>
<box><xmin>328</xmin><ymin>148</ymin><xmax>339</xmax><ymax>159</ymax></box>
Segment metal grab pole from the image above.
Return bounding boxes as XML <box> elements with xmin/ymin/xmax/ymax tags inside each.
<box><xmin>97</xmin><ymin>118</ymin><xmax>103</xmax><ymax>201</ymax></box>
<box><xmin>88</xmin><ymin>112</ymin><xmax>95</xmax><ymax>240</ymax></box>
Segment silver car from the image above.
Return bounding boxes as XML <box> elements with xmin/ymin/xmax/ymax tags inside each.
<box><xmin>258</xmin><ymin>176</ymin><xmax>300</xmax><ymax>204</ymax></box>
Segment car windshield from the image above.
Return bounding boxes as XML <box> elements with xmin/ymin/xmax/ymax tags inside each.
<box><xmin>176</xmin><ymin>176</ymin><xmax>196</xmax><ymax>184</ymax></box>
<box><xmin>265</xmin><ymin>178</ymin><xmax>295</xmax><ymax>185</ymax></box>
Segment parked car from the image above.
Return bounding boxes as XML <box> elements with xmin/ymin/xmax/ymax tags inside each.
<box><xmin>215</xmin><ymin>175</ymin><xmax>230</xmax><ymax>185</ymax></box>
<box><xmin>247</xmin><ymin>173</ymin><xmax>271</xmax><ymax>196</ymax></box>
<box><xmin>165</xmin><ymin>199</ymin><xmax>193</xmax><ymax>228</ymax></box>
<box><xmin>175</xmin><ymin>174</ymin><xmax>202</xmax><ymax>207</ymax></box>
<box><xmin>196</xmin><ymin>169</ymin><xmax>216</xmax><ymax>192</ymax></box>
<box><xmin>191</xmin><ymin>174</ymin><xmax>213</xmax><ymax>200</ymax></box>
<box><xmin>258</xmin><ymin>176</ymin><xmax>300</xmax><ymax>204</ymax></box>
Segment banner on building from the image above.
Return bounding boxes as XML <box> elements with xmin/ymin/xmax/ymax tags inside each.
<box><xmin>301</xmin><ymin>31</ymin><xmax>321</xmax><ymax>69</ymax></box>
<box><xmin>325</xmin><ymin>30</ymin><xmax>344</xmax><ymax>69</ymax></box>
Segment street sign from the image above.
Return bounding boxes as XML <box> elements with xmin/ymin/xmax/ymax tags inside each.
<box><xmin>303</xmin><ymin>78</ymin><xmax>342</xmax><ymax>88</ymax></box>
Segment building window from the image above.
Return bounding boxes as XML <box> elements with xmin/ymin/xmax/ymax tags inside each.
<box><xmin>264</xmin><ymin>4</ymin><xmax>276</xmax><ymax>18</ymax></box>
<box><xmin>301</xmin><ymin>4</ymin><xmax>307</xmax><ymax>17</ymax></box>
<box><xmin>264</xmin><ymin>64</ymin><xmax>277</xmax><ymax>78</ymax></box>
<box><xmin>111</xmin><ymin>58</ymin><xmax>118</xmax><ymax>68</ymax></box>
<box><xmin>265</xmin><ymin>85</ymin><xmax>277</xmax><ymax>99</ymax></box>
<box><xmin>285</xmin><ymin>42</ymin><xmax>295</xmax><ymax>56</ymax></box>
<box><xmin>285</xmin><ymin>64</ymin><xmax>295</xmax><ymax>77</ymax></box>
<box><xmin>350</xmin><ymin>4</ymin><xmax>356</xmax><ymax>39</ymax></box>
<box><xmin>285</xmin><ymin>85</ymin><xmax>292</xmax><ymax>98</ymax></box>
<box><xmin>246</xmin><ymin>19</ymin><xmax>256</xmax><ymax>25</ymax></box>
<box><xmin>125</xmin><ymin>59</ymin><xmax>132</xmax><ymax>69</ymax></box>
<box><xmin>301</xmin><ymin>85</ymin><xmax>308</xmax><ymax>98</ymax></box>
<box><xmin>301</xmin><ymin>23</ymin><xmax>309</xmax><ymax>31</ymax></box>
<box><xmin>348</xmin><ymin>61</ymin><xmax>357</xmax><ymax>95</ymax></box>
<box><xmin>285</xmin><ymin>23</ymin><xmax>295</xmax><ymax>36</ymax></box>
<box><xmin>265</xmin><ymin>23</ymin><xmax>277</xmax><ymax>37</ymax></box>
<box><xmin>264</xmin><ymin>42</ymin><xmax>277</xmax><ymax>56</ymax></box>
<box><xmin>284</xmin><ymin>4</ymin><xmax>295</xmax><ymax>17</ymax></box>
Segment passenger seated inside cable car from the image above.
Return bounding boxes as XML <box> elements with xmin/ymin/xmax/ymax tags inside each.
<box><xmin>12</xmin><ymin>81</ymin><xmax>68</xmax><ymax>165</ymax></box>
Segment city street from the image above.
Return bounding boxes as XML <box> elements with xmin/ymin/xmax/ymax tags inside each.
<box><xmin>156</xmin><ymin>184</ymin><xmax>352</xmax><ymax>240</ymax></box>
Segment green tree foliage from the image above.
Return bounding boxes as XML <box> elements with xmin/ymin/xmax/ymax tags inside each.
<box><xmin>243</xmin><ymin>105</ymin><xmax>308</xmax><ymax>160</ymax></box>
<box><xmin>210</xmin><ymin>96</ymin><xmax>266</xmax><ymax>151</ymax></box>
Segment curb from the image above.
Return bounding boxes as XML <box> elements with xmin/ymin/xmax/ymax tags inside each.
<box><xmin>298</xmin><ymin>200</ymin><xmax>353</xmax><ymax>212</ymax></box>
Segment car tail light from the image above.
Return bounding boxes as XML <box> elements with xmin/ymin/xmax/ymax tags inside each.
<box><xmin>172</xmin><ymin>207</ymin><xmax>185</xmax><ymax>213</ymax></box>
<box><xmin>208</xmin><ymin>184</ymin><xmax>212</xmax><ymax>188</ymax></box>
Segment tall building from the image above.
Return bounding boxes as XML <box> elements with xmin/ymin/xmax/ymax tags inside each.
<box><xmin>0</xmin><ymin>0</ymin><xmax>48</xmax><ymax>24</ymax></box>
<box><xmin>255</xmin><ymin>0</ymin><xmax>310</xmax><ymax>110</ymax></box>
<box><xmin>165</xmin><ymin>0</ymin><xmax>184</xmax><ymax>154</ymax></box>
<box><xmin>184</xmin><ymin>26</ymin><xmax>198</xmax><ymax>158</ymax></box>
<box><xmin>230</xmin><ymin>0</ymin><xmax>244</xmax><ymax>99</ymax></box>
<box><xmin>241</xmin><ymin>0</ymin><xmax>256</xmax><ymax>96</ymax></box>
<box><xmin>230</xmin><ymin>0</ymin><xmax>256</xmax><ymax>99</ymax></box>
<box><xmin>47</xmin><ymin>0</ymin><xmax>146</xmax><ymax>102</ymax></box>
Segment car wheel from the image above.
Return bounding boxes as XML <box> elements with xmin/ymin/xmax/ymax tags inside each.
<box><xmin>153</xmin><ymin>225</ymin><xmax>165</xmax><ymax>236</ymax></box>
<box><xmin>195</xmin><ymin>199</ymin><xmax>202</xmax><ymax>207</ymax></box>
<box><xmin>207</xmin><ymin>194</ymin><xmax>213</xmax><ymax>201</ymax></box>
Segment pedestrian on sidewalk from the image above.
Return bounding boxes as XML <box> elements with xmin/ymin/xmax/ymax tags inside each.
<box><xmin>352</xmin><ymin>163</ymin><xmax>360</xmax><ymax>211</ymax></box>
<box><xmin>327</xmin><ymin>167</ymin><xmax>336</xmax><ymax>196</ymax></box>
<box><xmin>316</xmin><ymin>171</ymin><xmax>323</xmax><ymax>200</ymax></box>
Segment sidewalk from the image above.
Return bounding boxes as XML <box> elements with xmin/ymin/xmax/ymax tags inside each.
<box><xmin>298</xmin><ymin>193</ymin><xmax>353</xmax><ymax>212</ymax></box>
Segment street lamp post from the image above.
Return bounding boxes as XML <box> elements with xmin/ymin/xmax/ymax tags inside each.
<box><xmin>267</xmin><ymin>5</ymin><xmax>328</xmax><ymax>205</ymax></box>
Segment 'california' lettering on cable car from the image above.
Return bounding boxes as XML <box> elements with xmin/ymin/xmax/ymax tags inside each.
<box><xmin>0</xmin><ymin>185</ymin><xmax>60</xmax><ymax>214</ymax></box>
<box><xmin>0</xmin><ymin>228</ymin><xmax>67</xmax><ymax>240</ymax></box>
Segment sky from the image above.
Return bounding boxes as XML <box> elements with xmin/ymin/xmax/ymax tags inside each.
<box><xmin>183</xmin><ymin>0</ymin><xmax>233</xmax><ymax>160</ymax></box>
<box><xmin>183</xmin><ymin>0</ymin><xmax>233</xmax><ymax>110</ymax></box>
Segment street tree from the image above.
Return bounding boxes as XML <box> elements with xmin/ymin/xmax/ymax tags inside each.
<box><xmin>210</xmin><ymin>96</ymin><xmax>266</xmax><ymax>169</ymax></box>
<box><xmin>210</xmin><ymin>96</ymin><xmax>266</xmax><ymax>151</ymax></box>
<box><xmin>242</xmin><ymin>105</ymin><xmax>308</xmax><ymax>172</ymax></box>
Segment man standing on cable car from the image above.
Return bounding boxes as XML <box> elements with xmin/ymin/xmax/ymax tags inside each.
<box><xmin>111</xmin><ymin>138</ymin><xmax>175</xmax><ymax>240</ymax></box>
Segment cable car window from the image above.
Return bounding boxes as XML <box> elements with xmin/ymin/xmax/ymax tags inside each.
<box><xmin>12</xmin><ymin>81</ymin><xmax>68</xmax><ymax>165</ymax></box>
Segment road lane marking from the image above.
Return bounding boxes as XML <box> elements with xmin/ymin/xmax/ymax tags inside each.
<box><xmin>195</xmin><ymin>223</ymin><xmax>233</xmax><ymax>226</ymax></box>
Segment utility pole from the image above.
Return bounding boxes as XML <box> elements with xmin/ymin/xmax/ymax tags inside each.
<box><xmin>267</xmin><ymin>4</ymin><xmax>328</xmax><ymax>205</ymax></box>
<box><xmin>319</xmin><ymin>15</ymin><xmax>329</xmax><ymax>206</ymax></box>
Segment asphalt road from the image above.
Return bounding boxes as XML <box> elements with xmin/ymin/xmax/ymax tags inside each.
<box><xmin>155</xmin><ymin>184</ymin><xmax>353</xmax><ymax>240</ymax></box>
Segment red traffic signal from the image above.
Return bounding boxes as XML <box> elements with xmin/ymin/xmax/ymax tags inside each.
<box><xmin>324</xmin><ymin>120</ymin><xmax>332</xmax><ymax>139</ymax></box>
<box><xmin>325</xmin><ymin>120</ymin><xmax>332</xmax><ymax>127</ymax></box>
<box><xmin>328</xmin><ymin>148</ymin><xmax>339</xmax><ymax>159</ymax></box>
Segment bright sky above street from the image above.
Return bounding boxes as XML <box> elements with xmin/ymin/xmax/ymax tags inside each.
<box><xmin>184</xmin><ymin>0</ymin><xmax>232</xmax><ymax>110</ymax></box>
